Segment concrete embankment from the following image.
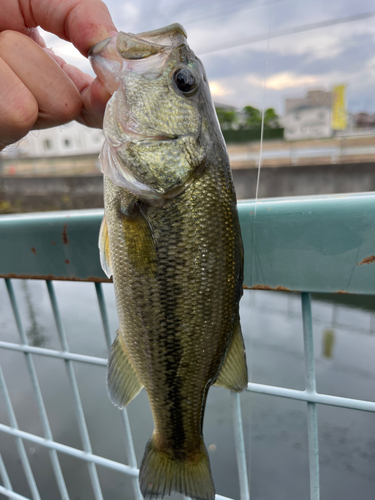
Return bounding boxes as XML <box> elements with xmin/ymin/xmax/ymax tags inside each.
<box><xmin>1</xmin><ymin>161</ymin><xmax>374</xmax><ymax>213</ymax></box>
<box><xmin>0</xmin><ymin>175</ymin><xmax>104</xmax><ymax>212</ymax></box>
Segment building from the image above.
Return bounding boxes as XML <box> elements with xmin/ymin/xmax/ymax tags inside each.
<box><xmin>354</xmin><ymin>112</ymin><xmax>375</xmax><ymax>128</ymax></box>
<box><xmin>283</xmin><ymin>90</ymin><xmax>333</xmax><ymax>141</ymax></box>
<box><xmin>2</xmin><ymin>121</ymin><xmax>105</xmax><ymax>159</ymax></box>
<box><xmin>283</xmin><ymin>105</ymin><xmax>332</xmax><ymax>141</ymax></box>
<box><xmin>285</xmin><ymin>90</ymin><xmax>332</xmax><ymax>115</ymax></box>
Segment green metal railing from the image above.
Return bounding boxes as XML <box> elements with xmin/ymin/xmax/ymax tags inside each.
<box><xmin>1</xmin><ymin>192</ymin><xmax>375</xmax><ymax>500</ymax></box>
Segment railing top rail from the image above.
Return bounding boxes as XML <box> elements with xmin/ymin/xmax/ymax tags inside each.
<box><xmin>1</xmin><ymin>192</ymin><xmax>375</xmax><ymax>294</ymax></box>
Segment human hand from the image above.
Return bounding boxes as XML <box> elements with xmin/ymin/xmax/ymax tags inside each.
<box><xmin>0</xmin><ymin>0</ymin><xmax>117</xmax><ymax>150</ymax></box>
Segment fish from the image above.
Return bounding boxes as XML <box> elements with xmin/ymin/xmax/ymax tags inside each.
<box><xmin>89</xmin><ymin>23</ymin><xmax>248</xmax><ymax>500</ymax></box>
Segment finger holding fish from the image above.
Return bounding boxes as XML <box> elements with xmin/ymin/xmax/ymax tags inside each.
<box><xmin>0</xmin><ymin>0</ymin><xmax>116</xmax><ymax>149</ymax></box>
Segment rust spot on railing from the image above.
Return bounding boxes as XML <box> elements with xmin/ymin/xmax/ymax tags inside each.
<box><xmin>62</xmin><ymin>223</ymin><xmax>69</xmax><ymax>245</ymax></box>
<box><xmin>65</xmin><ymin>259</ymin><xmax>70</xmax><ymax>265</ymax></box>
<box><xmin>244</xmin><ymin>284</ymin><xmax>291</xmax><ymax>292</ymax></box>
<box><xmin>336</xmin><ymin>290</ymin><xmax>349</xmax><ymax>294</ymax></box>
<box><xmin>0</xmin><ymin>273</ymin><xmax>112</xmax><ymax>283</ymax></box>
<box><xmin>31</xmin><ymin>247</ymin><xmax>37</xmax><ymax>254</ymax></box>
<box><xmin>359</xmin><ymin>255</ymin><xmax>375</xmax><ymax>265</ymax></box>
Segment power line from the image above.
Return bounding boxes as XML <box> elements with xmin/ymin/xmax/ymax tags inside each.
<box><xmin>199</xmin><ymin>10</ymin><xmax>375</xmax><ymax>55</ymax></box>
<box><xmin>117</xmin><ymin>0</ymin><xmax>286</xmax><ymax>37</ymax></box>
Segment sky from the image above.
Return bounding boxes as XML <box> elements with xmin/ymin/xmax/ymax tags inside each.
<box><xmin>40</xmin><ymin>0</ymin><xmax>375</xmax><ymax>115</ymax></box>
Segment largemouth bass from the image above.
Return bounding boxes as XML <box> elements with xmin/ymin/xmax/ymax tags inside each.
<box><xmin>89</xmin><ymin>23</ymin><xmax>247</xmax><ymax>500</ymax></box>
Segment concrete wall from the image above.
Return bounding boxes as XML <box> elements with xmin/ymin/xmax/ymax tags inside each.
<box><xmin>1</xmin><ymin>162</ymin><xmax>374</xmax><ymax>212</ymax></box>
<box><xmin>0</xmin><ymin>175</ymin><xmax>104</xmax><ymax>212</ymax></box>
<box><xmin>2</xmin><ymin>175</ymin><xmax>103</xmax><ymax>195</ymax></box>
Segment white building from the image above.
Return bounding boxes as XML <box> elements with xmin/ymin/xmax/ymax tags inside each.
<box><xmin>282</xmin><ymin>89</ymin><xmax>334</xmax><ymax>141</ymax></box>
<box><xmin>283</xmin><ymin>105</ymin><xmax>332</xmax><ymax>141</ymax></box>
<box><xmin>3</xmin><ymin>121</ymin><xmax>104</xmax><ymax>158</ymax></box>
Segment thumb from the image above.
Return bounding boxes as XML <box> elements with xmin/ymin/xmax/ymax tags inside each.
<box><xmin>78</xmin><ymin>77</ymin><xmax>111</xmax><ymax>128</ymax></box>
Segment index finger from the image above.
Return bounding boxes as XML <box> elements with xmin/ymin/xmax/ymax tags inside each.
<box><xmin>30</xmin><ymin>0</ymin><xmax>117</xmax><ymax>56</ymax></box>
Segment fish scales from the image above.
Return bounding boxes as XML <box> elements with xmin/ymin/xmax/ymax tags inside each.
<box><xmin>106</xmin><ymin>155</ymin><xmax>241</xmax><ymax>440</ymax></box>
<box><xmin>90</xmin><ymin>23</ymin><xmax>248</xmax><ymax>500</ymax></box>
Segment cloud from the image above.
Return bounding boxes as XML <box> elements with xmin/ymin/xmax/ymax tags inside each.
<box><xmin>209</xmin><ymin>81</ymin><xmax>234</xmax><ymax>97</ymax></box>
<box><xmin>264</xmin><ymin>72</ymin><xmax>320</xmax><ymax>90</ymax></box>
<box><xmin>198</xmin><ymin>12</ymin><xmax>375</xmax><ymax>112</ymax></box>
<box><xmin>54</xmin><ymin>43</ymin><xmax>83</xmax><ymax>60</ymax></box>
<box><xmin>121</xmin><ymin>2</ymin><xmax>141</xmax><ymax>22</ymax></box>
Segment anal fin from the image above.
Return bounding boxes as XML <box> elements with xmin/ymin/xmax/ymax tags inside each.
<box><xmin>107</xmin><ymin>330</ymin><xmax>143</xmax><ymax>409</ymax></box>
<box><xmin>215</xmin><ymin>322</ymin><xmax>248</xmax><ymax>392</ymax></box>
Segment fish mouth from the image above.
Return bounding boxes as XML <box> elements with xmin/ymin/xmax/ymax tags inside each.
<box><xmin>119</xmin><ymin>122</ymin><xmax>178</xmax><ymax>143</ymax></box>
<box><xmin>136</xmin><ymin>134</ymin><xmax>178</xmax><ymax>142</ymax></box>
<box><xmin>88</xmin><ymin>37</ymin><xmax>111</xmax><ymax>57</ymax></box>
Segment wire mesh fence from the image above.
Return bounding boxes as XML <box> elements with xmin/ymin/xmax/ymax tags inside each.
<box><xmin>1</xmin><ymin>193</ymin><xmax>375</xmax><ymax>499</ymax></box>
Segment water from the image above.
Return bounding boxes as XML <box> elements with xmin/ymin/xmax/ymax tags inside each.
<box><xmin>0</xmin><ymin>279</ymin><xmax>375</xmax><ymax>499</ymax></box>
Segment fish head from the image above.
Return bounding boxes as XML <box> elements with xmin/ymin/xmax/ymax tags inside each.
<box><xmin>89</xmin><ymin>24</ymin><xmax>220</xmax><ymax>203</ymax></box>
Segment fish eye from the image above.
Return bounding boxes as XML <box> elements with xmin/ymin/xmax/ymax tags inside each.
<box><xmin>173</xmin><ymin>68</ymin><xmax>197</xmax><ymax>94</ymax></box>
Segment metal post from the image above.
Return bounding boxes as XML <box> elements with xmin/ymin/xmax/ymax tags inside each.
<box><xmin>0</xmin><ymin>451</ymin><xmax>13</xmax><ymax>493</ymax></box>
<box><xmin>46</xmin><ymin>280</ymin><xmax>104</xmax><ymax>500</ymax></box>
<box><xmin>5</xmin><ymin>279</ymin><xmax>69</xmax><ymax>499</ymax></box>
<box><xmin>301</xmin><ymin>293</ymin><xmax>320</xmax><ymax>500</ymax></box>
<box><xmin>231</xmin><ymin>392</ymin><xmax>250</xmax><ymax>500</ymax></box>
<box><xmin>0</xmin><ymin>364</ymin><xmax>41</xmax><ymax>500</ymax></box>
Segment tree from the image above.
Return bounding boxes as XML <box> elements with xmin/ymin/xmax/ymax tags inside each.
<box><xmin>215</xmin><ymin>108</ymin><xmax>237</xmax><ymax>130</ymax></box>
<box><xmin>242</xmin><ymin>106</ymin><xmax>280</xmax><ymax>129</ymax></box>
<box><xmin>243</xmin><ymin>106</ymin><xmax>262</xmax><ymax>129</ymax></box>
<box><xmin>264</xmin><ymin>108</ymin><xmax>280</xmax><ymax>129</ymax></box>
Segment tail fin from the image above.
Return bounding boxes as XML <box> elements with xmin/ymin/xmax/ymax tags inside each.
<box><xmin>139</xmin><ymin>436</ymin><xmax>215</xmax><ymax>500</ymax></box>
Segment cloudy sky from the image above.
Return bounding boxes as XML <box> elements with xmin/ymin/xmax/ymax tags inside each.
<box><xmin>41</xmin><ymin>0</ymin><xmax>375</xmax><ymax>115</ymax></box>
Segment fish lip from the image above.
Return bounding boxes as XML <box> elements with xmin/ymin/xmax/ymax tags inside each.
<box><xmin>88</xmin><ymin>37</ymin><xmax>111</xmax><ymax>57</ymax></box>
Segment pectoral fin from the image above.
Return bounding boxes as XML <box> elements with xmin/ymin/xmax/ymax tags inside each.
<box><xmin>215</xmin><ymin>322</ymin><xmax>248</xmax><ymax>392</ymax></box>
<box><xmin>99</xmin><ymin>215</ymin><xmax>112</xmax><ymax>278</ymax></box>
<box><xmin>107</xmin><ymin>331</ymin><xmax>144</xmax><ymax>409</ymax></box>
<box><xmin>119</xmin><ymin>207</ymin><xmax>158</xmax><ymax>277</ymax></box>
